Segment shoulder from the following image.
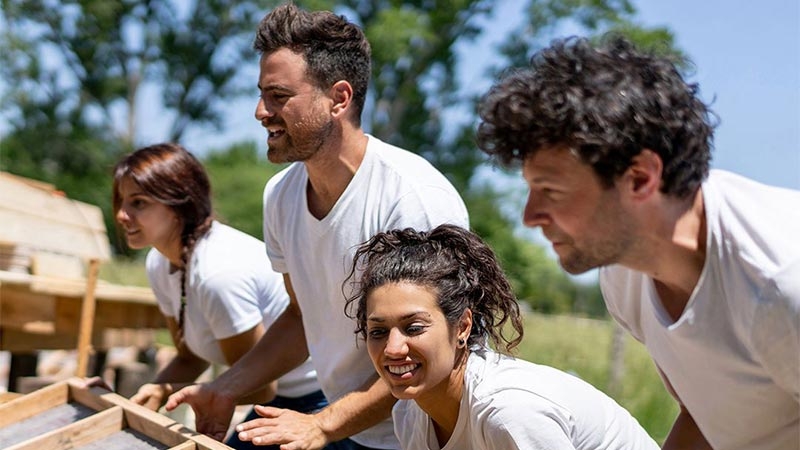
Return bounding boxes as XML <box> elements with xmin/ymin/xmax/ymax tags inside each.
<box><xmin>264</xmin><ymin>163</ymin><xmax>305</xmax><ymax>198</ymax></box>
<box><xmin>367</xmin><ymin>136</ymin><xmax>456</xmax><ymax>187</ymax></box>
<box><xmin>145</xmin><ymin>247</ymin><xmax>170</xmax><ymax>276</ymax></box>
<box><xmin>364</xmin><ymin>137</ymin><xmax>469</xmax><ymax>228</ymax></box>
<box><xmin>193</xmin><ymin>223</ymin><xmax>274</xmax><ymax>281</ymax></box>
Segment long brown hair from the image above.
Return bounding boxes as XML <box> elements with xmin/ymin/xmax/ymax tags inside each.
<box><xmin>112</xmin><ymin>143</ymin><xmax>214</xmax><ymax>328</ymax></box>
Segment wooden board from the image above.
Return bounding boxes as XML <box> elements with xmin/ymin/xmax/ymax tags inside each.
<box><xmin>0</xmin><ymin>171</ymin><xmax>110</xmax><ymax>263</ymax></box>
<box><xmin>0</xmin><ymin>270</ymin><xmax>164</xmax><ymax>352</ymax></box>
<box><xmin>0</xmin><ymin>378</ymin><xmax>233</xmax><ymax>450</ymax></box>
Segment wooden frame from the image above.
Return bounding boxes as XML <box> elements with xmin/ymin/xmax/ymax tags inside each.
<box><xmin>0</xmin><ymin>378</ymin><xmax>232</xmax><ymax>449</ymax></box>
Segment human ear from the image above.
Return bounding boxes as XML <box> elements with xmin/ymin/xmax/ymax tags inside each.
<box><xmin>624</xmin><ymin>149</ymin><xmax>663</xmax><ymax>199</ymax></box>
<box><xmin>329</xmin><ymin>80</ymin><xmax>353</xmax><ymax>118</ymax></box>
<box><xmin>457</xmin><ymin>309</ymin><xmax>473</xmax><ymax>345</ymax></box>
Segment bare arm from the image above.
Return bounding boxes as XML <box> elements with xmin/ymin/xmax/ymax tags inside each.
<box><xmin>213</xmin><ymin>274</ymin><xmax>309</xmax><ymax>400</ymax></box>
<box><xmin>657</xmin><ymin>365</ymin><xmax>712</xmax><ymax>450</ymax></box>
<box><xmin>236</xmin><ymin>372</ymin><xmax>396</xmax><ymax>449</ymax></box>
<box><xmin>662</xmin><ymin>405</ymin><xmax>712</xmax><ymax>450</ymax></box>
<box><xmin>313</xmin><ymin>372</ymin><xmax>397</xmax><ymax>442</ymax></box>
<box><xmin>131</xmin><ymin>316</ymin><xmax>210</xmax><ymax>410</ymax></box>
<box><xmin>166</xmin><ymin>274</ymin><xmax>309</xmax><ymax>440</ymax></box>
<box><xmin>217</xmin><ymin>322</ymin><xmax>278</xmax><ymax>405</ymax></box>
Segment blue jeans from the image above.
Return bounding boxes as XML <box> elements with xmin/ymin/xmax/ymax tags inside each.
<box><xmin>224</xmin><ymin>389</ymin><xmax>362</xmax><ymax>450</ymax></box>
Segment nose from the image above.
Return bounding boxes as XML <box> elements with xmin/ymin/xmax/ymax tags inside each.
<box><xmin>384</xmin><ymin>328</ymin><xmax>408</xmax><ymax>358</ymax></box>
<box><xmin>254</xmin><ymin>97</ymin><xmax>273</xmax><ymax>122</ymax></box>
<box><xmin>116</xmin><ymin>207</ymin><xmax>129</xmax><ymax>224</ymax></box>
<box><xmin>522</xmin><ymin>190</ymin><xmax>549</xmax><ymax>228</ymax></box>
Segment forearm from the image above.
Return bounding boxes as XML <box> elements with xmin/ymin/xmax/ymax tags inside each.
<box><xmin>314</xmin><ymin>373</ymin><xmax>396</xmax><ymax>442</ymax></box>
<box><xmin>213</xmin><ymin>309</ymin><xmax>309</xmax><ymax>401</ymax></box>
<box><xmin>661</xmin><ymin>406</ymin><xmax>712</xmax><ymax>450</ymax></box>
<box><xmin>153</xmin><ymin>354</ymin><xmax>210</xmax><ymax>385</ymax></box>
<box><xmin>237</xmin><ymin>382</ymin><xmax>278</xmax><ymax>405</ymax></box>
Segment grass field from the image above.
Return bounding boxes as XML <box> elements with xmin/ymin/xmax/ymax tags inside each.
<box><xmin>517</xmin><ymin>313</ymin><xmax>678</xmax><ymax>444</ymax></box>
<box><xmin>98</xmin><ymin>259</ymin><xmax>677</xmax><ymax>443</ymax></box>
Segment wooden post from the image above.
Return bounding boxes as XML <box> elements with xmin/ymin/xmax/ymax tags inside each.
<box><xmin>76</xmin><ymin>259</ymin><xmax>101</xmax><ymax>377</ymax></box>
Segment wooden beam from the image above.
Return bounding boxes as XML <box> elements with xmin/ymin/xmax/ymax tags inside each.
<box><xmin>0</xmin><ymin>381</ymin><xmax>68</xmax><ymax>427</ymax></box>
<box><xmin>4</xmin><ymin>406</ymin><xmax>123</xmax><ymax>450</ymax></box>
<box><xmin>76</xmin><ymin>259</ymin><xmax>101</xmax><ymax>377</ymax></box>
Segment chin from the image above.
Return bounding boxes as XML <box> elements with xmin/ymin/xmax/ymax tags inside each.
<box><xmin>390</xmin><ymin>386</ymin><xmax>421</xmax><ymax>400</ymax></box>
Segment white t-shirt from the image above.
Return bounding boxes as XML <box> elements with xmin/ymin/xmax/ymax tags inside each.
<box><xmin>146</xmin><ymin>221</ymin><xmax>320</xmax><ymax>398</ymax></box>
<box><xmin>601</xmin><ymin>170</ymin><xmax>800</xmax><ymax>450</ymax></box>
<box><xmin>263</xmin><ymin>135</ymin><xmax>469</xmax><ymax>448</ymax></box>
<box><xmin>393</xmin><ymin>350</ymin><xmax>659</xmax><ymax>450</ymax></box>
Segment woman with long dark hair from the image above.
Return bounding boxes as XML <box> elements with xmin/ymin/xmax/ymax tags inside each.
<box><xmin>113</xmin><ymin>143</ymin><xmax>327</xmax><ymax>449</ymax></box>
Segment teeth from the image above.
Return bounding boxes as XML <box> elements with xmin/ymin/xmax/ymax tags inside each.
<box><xmin>388</xmin><ymin>364</ymin><xmax>417</xmax><ymax>375</ymax></box>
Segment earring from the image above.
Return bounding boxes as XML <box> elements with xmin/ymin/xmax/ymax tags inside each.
<box><xmin>457</xmin><ymin>338</ymin><xmax>466</xmax><ymax>347</ymax></box>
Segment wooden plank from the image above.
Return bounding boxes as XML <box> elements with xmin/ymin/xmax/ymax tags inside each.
<box><xmin>69</xmin><ymin>382</ymin><xmax>117</xmax><ymax>411</ymax></box>
<box><xmin>76</xmin><ymin>259</ymin><xmax>101</xmax><ymax>377</ymax></box>
<box><xmin>0</xmin><ymin>379</ymin><xmax>69</xmax><ymax>427</ymax></box>
<box><xmin>187</xmin><ymin>432</ymin><xmax>236</xmax><ymax>450</ymax></box>
<box><xmin>4</xmin><ymin>406</ymin><xmax>123</xmax><ymax>450</ymax></box>
<box><xmin>1</xmin><ymin>329</ymin><xmax>98</xmax><ymax>352</ymax></box>
<box><xmin>0</xmin><ymin>379</ymin><xmax>232</xmax><ymax>450</ymax></box>
<box><xmin>92</xmin><ymin>387</ymin><xmax>232</xmax><ymax>450</ymax></box>
<box><xmin>67</xmin><ymin>381</ymin><xmax>193</xmax><ymax>448</ymax></box>
<box><xmin>167</xmin><ymin>442</ymin><xmax>198</xmax><ymax>450</ymax></box>
<box><xmin>0</xmin><ymin>392</ymin><xmax>23</xmax><ymax>404</ymax></box>
<box><xmin>0</xmin><ymin>284</ymin><xmax>57</xmax><ymax>325</ymax></box>
<box><xmin>0</xmin><ymin>270</ymin><xmax>157</xmax><ymax>304</ymax></box>
<box><xmin>0</xmin><ymin>172</ymin><xmax>110</xmax><ymax>262</ymax></box>
<box><xmin>31</xmin><ymin>251</ymin><xmax>84</xmax><ymax>278</ymax></box>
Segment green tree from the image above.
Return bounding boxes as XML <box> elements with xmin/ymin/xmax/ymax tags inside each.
<box><xmin>1</xmin><ymin>0</ymin><xmax>679</xmax><ymax>312</ymax></box>
<box><xmin>204</xmin><ymin>141</ymin><xmax>284</xmax><ymax>239</ymax></box>
<box><xmin>0</xmin><ymin>0</ymin><xmax>267</xmax><ymax>252</ymax></box>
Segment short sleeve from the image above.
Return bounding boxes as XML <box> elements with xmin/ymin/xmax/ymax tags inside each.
<box><xmin>752</xmin><ymin>259</ymin><xmax>800</xmax><ymax>399</ymax></box>
<box><xmin>196</xmin><ymin>271</ymin><xmax>263</xmax><ymax>340</ymax></box>
<box><xmin>384</xmin><ymin>186</ymin><xmax>468</xmax><ymax>232</ymax></box>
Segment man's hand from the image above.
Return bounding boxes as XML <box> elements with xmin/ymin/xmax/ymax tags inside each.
<box><xmin>165</xmin><ymin>382</ymin><xmax>236</xmax><ymax>442</ymax></box>
<box><xmin>235</xmin><ymin>406</ymin><xmax>329</xmax><ymax>450</ymax></box>
<box><xmin>130</xmin><ymin>383</ymin><xmax>172</xmax><ymax>411</ymax></box>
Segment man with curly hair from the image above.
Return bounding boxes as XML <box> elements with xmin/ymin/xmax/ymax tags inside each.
<box><xmin>476</xmin><ymin>35</ymin><xmax>799</xmax><ymax>450</ymax></box>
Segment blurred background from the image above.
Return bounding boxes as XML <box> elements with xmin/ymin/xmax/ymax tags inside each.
<box><xmin>1</xmin><ymin>0</ymin><xmax>797</xmax><ymax>443</ymax></box>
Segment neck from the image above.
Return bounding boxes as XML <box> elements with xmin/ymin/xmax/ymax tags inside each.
<box><xmin>155</xmin><ymin>231</ymin><xmax>186</xmax><ymax>269</ymax></box>
<box><xmin>627</xmin><ymin>189</ymin><xmax>706</xmax><ymax>320</ymax></box>
<box><xmin>305</xmin><ymin>127</ymin><xmax>368</xmax><ymax>219</ymax></box>
<box><xmin>415</xmin><ymin>351</ymin><xmax>468</xmax><ymax>448</ymax></box>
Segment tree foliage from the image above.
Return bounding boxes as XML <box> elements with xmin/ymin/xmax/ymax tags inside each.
<box><xmin>1</xmin><ymin>0</ymin><xmax>679</xmax><ymax>315</ymax></box>
<box><xmin>204</xmin><ymin>141</ymin><xmax>284</xmax><ymax>239</ymax></box>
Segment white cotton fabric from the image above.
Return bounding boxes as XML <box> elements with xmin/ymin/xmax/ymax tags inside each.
<box><xmin>263</xmin><ymin>135</ymin><xmax>469</xmax><ymax>448</ymax></box>
<box><xmin>393</xmin><ymin>350</ymin><xmax>659</xmax><ymax>450</ymax></box>
<box><xmin>601</xmin><ymin>170</ymin><xmax>800</xmax><ymax>450</ymax></box>
<box><xmin>146</xmin><ymin>221</ymin><xmax>320</xmax><ymax>398</ymax></box>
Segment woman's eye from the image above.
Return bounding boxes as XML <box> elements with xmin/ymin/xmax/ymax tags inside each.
<box><xmin>367</xmin><ymin>328</ymin><xmax>387</xmax><ymax>339</ymax></box>
<box><xmin>405</xmin><ymin>324</ymin><xmax>425</xmax><ymax>335</ymax></box>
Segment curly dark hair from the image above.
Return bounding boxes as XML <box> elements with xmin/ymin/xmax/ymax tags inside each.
<box><xmin>476</xmin><ymin>35</ymin><xmax>716</xmax><ymax>198</ymax></box>
<box><xmin>345</xmin><ymin>224</ymin><xmax>523</xmax><ymax>354</ymax></box>
<box><xmin>254</xmin><ymin>2</ymin><xmax>371</xmax><ymax>125</ymax></box>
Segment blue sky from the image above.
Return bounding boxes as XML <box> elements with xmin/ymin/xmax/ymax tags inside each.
<box><xmin>634</xmin><ymin>0</ymin><xmax>799</xmax><ymax>190</ymax></box>
<box><xmin>1</xmin><ymin>1</ymin><xmax>797</xmax><ymax>190</ymax></box>
<box><xmin>177</xmin><ymin>0</ymin><xmax>799</xmax><ymax>190</ymax></box>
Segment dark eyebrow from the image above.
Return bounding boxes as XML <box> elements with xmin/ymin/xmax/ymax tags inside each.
<box><xmin>367</xmin><ymin>311</ymin><xmax>432</xmax><ymax>323</ymax></box>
